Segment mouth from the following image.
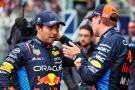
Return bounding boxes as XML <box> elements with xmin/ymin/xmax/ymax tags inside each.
<box><xmin>49</xmin><ymin>37</ymin><xmax>56</xmax><ymax>40</ymax></box>
<box><xmin>50</xmin><ymin>37</ymin><xmax>55</xmax><ymax>39</ymax></box>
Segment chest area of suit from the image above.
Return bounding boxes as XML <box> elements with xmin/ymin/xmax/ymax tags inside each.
<box><xmin>25</xmin><ymin>44</ymin><xmax>63</xmax><ymax>72</ymax></box>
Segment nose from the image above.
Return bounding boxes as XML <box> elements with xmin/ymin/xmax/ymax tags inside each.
<box><xmin>80</xmin><ymin>36</ymin><xmax>85</xmax><ymax>41</ymax></box>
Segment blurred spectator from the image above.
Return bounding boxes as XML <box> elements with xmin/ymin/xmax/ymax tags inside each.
<box><xmin>50</xmin><ymin>0</ymin><xmax>61</xmax><ymax>15</ymax></box>
<box><xmin>128</xmin><ymin>20</ymin><xmax>135</xmax><ymax>90</ymax></box>
<box><xmin>24</xmin><ymin>1</ymin><xmax>42</xmax><ymax>21</ymax></box>
<box><xmin>86</xmin><ymin>0</ymin><xmax>95</xmax><ymax>10</ymax></box>
<box><xmin>73</xmin><ymin>0</ymin><xmax>95</xmax><ymax>25</ymax></box>
<box><xmin>119</xmin><ymin>20</ymin><xmax>134</xmax><ymax>89</ymax></box>
<box><xmin>63</xmin><ymin>24</ymin><xmax>95</xmax><ymax>90</ymax></box>
<box><xmin>0</xmin><ymin>8</ymin><xmax>12</xmax><ymax>59</ymax></box>
<box><xmin>128</xmin><ymin>20</ymin><xmax>135</xmax><ymax>42</ymax></box>
<box><xmin>33</xmin><ymin>0</ymin><xmax>45</xmax><ymax>10</ymax></box>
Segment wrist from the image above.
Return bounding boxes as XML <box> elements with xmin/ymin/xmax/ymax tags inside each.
<box><xmin>73</xmin><ymin>53</ymin><xmax>80</xmax><ymax>60</ymax></box>
<box><xmin>74</xmin><ymin>57</ymin><xmax>82</xmax><ymax>70</ymax></box>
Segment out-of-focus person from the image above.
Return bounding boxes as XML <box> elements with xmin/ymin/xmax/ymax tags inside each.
<box><xmin>128</xmin><ymin>20</ymin><xmax>135</xmax><ymax>90</ymax></box>
<box><xmin>128</xmin><ymin>20</ymin><xmax>135</xmax><ymax>43</ymax></box>
<box><xmin>63</xmin><ymin>24</ymin><xmax>95</xmax><ymax>90</ymax></box>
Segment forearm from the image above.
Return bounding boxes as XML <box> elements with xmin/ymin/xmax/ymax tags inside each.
<box><xmin>59</xmin><ymin>35</ymin><xmax>72</xmax><ymax>44</ymax></box>
<box><xmin>74</xmin><ymin>58</ymin><xmax>96</xmax><ymax>83</ymax></box>
<box><xmin>73</xmin><ymin>54</ymin><xmax>102</xmax><ymax>84</ymax></box>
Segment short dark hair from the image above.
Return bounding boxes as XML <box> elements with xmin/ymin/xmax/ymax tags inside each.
<box><xmin>79</xmin><ymin>24</ymin><xmax>93</xmax><ymax>36</ymax></box>
<box><xmin>129</xmin><ymin>20</ymin><xmax>135</xmax><ymax>23</ymax></box>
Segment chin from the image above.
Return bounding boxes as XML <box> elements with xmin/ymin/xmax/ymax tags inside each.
<box><xmin>81</xmin><ymin>43</ymin><xmax>87</xmax><ymax>47</ymax></box>
<box><xmin>48</xmin><ymin>40</ymin><xmax>55</xmax><ymax>44</ymax></box>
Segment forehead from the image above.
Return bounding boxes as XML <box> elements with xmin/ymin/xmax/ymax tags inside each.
<box><xmin>129</xmin><ymin>22</ymin><xmax>135</xmax><ymax>27</ymax></box>
<box><xmin>80</xmin><ymin>29</ymin><xmax>91</xmax><ymax>34</ymax></box>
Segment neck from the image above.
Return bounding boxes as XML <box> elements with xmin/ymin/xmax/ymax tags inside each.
<box><xmin>37</xmin><ymin>34</ymin><xmax>43</xmax><ymax>42</ymax></box>
<box><xmin>82</xmin><ymin>44</ymin><xmax>91</xmax><ymax>50</ymax></box>
<box><xmin>99</xmin><ymin>25</ymin><xmax>113</xmax><ymax>36</ymax></box>
<box><xmin>36</xmin><ymin>34</ymin><xmax>51</xmax><ymax>46</ymax></box>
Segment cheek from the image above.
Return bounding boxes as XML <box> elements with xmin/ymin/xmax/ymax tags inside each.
<box><xmin>88</xmin><ymin>37</ymin><xmax>92</xmax><ymax>41</ymax></box>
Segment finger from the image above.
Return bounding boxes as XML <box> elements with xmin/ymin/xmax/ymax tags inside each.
<box><xmin>69</xmin><ymin>42</ymin><xmax>80</xmax><ymax>51</ymax></box>
<box><xmin>63</xmin><ymin>49</ymin><xmax>71</xmax><ymax>54</ymax></box>
<box><xmin>64</xmin><ymin>54</ymin><xmax>71</xmax><ymax>58</ymax></box>
<box><xmin>63</xmin><ymin>52</ymin><xmax>70</xmax><ymax>57</ymax></box>
<box><xmin>64</xmin><ymin>53</ymin><xmax>73</xmax><ymax>59</ymax></box>
<box><xmin>69</xmin><ymin>41</ymin><xmax>77</xmax><ymax>47</ymax></box>
<box><xmin>63</xmin><ymin>44</ymin><xmax>72</xmax><ymax>50</ymax></box>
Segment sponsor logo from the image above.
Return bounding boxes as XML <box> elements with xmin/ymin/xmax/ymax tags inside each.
<box><xmin>127</xmin><ymin>50</ymin><xmax>133</xmax><ymax>63</ymax></box>
<box><xmin>87</xmin><ymin>65</ymin><xmax>98</xmax><ymax>73</ymax></box>
<box><xmin>0</xmin><ymin>62</ymin><xmax>14</xmax><ymax>73</ymax></box>
<box><xmin>90</xmin><ymin>60</ymin><xmax>102</xmax><ymax>68</ymax></box>
<box><xmin>0</xmin><ymin>70</ymin><xmax>8</xmax><ymax>74</ymax></box>
<box><xmin>33</xmin><ymin>65</ymin><xmax>62</xmax><ymax>72</ymax></box>
<box><xmin>52</xmin><ymin>51</ymin><xmax>60</xmax><ymax>56</ymax></box>
<box><xmin>54</xmin><ymin>61</ymin><xmax>62</xmax><ymax>64</ymax></box>
<box><xmin>32</xmin><ymin>57</ymin><xmax>44</xmax><ymax>61</ymax></box>
<box><xmin>37</xmin><ymin>73</ymin><xmax>60</xmax><ymax>86</ymax></box>
<box><xmin>33</xmin><ymin>49</ymin><xmax>41</xmax><ymax>56</ymax></box>
<box><xmin>34</xmin><ymin>88</ymin><xmax>40</xmax><ymax>90</ymax></box>
<box><xmin>99</xmin><ymin>44</ymin><xmax>111</xmax><ymax>49</ymax></box>
<box><xmin>49</xmin><ymin>21</ymin><xmax>57</xmax><ymax>25</ymax></box>
<box><xmin>74</xmin><ymin>58</ymin><xmax>81</xmax><ymax>67</ymax></box>
<box><xmin>54</xmin><ymin>57</ymin><xmax>62</xmax><ymax>64</ymax></box>
<box><xmin>8</xmin><ymin>53</ymin><xmax>17</xmax><ymax>59</ymax></box>
<box><xmin>97</xmin><ymin>46</ymin><xmax>110</xmax><ymax>53</ymax></box>
<box><xmin>8</xmin><ymin>48</ymin><xmax>21</xmax><ymax>59</ymax></box>
<box><xmin>120</xmin><ymin>77</ymin><xmax>129</xmax><ymax>85</ymax></box>
<box><xmin>97</xmin><ymin>51</ymin><xmax>107</xmax><ymax>57</ymax></box>
<box><xmin>94</xmin><ymin>54</ymin><xmax>105</xmax><ymax>63</ymax></box>
<box><xmin>12</xmin><ymin>48</ymin><xmax>20</xmax><ymax>54</ymax></box>
<box><xmin>123</xmin><ymin>40</ymin><xmax>128</xmax><ymax>45</ymax></box>
<box><xmin>37</xmin><ymin>18</ymin><xmax>41</xmax><ymax>23</ymax></box>
<box><xmin>54</xmin><ymin>57</ymin><xmax>61</xmax><ymax>61</ymax></box>
<box><xmin>121</xmin><ymin>63</ymin><xmax>130</xmax><ymax>73</ymax></box>
<box><xmin>5</xmin><ymin>57</ymin><xmax>15</xmax><ymax>63</ymax></box>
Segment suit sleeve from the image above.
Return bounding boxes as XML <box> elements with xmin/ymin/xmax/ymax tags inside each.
<box><xmin>75</xmin><ymin>36</ymin><xmax>127</xmax><ymax>84</ymax></box>
<box><xmin>59</xmin><ymin>35</ymin><xmax>72</xmax><ymax>45</ymax></box>
<box><xmin>0</xmin><ymin>43</ymin><xmax>26</xmax><ymax>88</ymax></box>
<box><xmin>58</xmin><ymin>35</ymin><xmax>75</xmax><ymax>67</ymax></box>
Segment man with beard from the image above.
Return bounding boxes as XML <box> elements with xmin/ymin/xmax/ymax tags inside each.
<box><xmin>63</xmin><ymin>24</ymin><xmax>95</xmax><ymax>90</ymax></box>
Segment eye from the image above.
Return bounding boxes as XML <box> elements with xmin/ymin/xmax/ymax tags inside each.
<box><xmin>47</xmin><ymin>26</ymin><xmax>53</xmax><ymax>30</ymax></box>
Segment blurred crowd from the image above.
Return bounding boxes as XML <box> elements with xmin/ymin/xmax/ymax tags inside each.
<box><xmin>0</xmin><ymin>0</ymin><xmax>64</xmax><ymax>59</ymax></box>
<box><xmin>0</xmin><ymin>0</ymin><xmax>96</xmax><ymax>59</ymax></box>
<box><xmin>0</xmin><ymin>0</ymin><xmax>135</xmax><ymax>90</ymax></box>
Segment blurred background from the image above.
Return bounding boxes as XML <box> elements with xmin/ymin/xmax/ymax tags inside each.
<box><xmin>0</xmin><ymin>0</ymin><xmax>135</xmax><ymax>89</ymax></box>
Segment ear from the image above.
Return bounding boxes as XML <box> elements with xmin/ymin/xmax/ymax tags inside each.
<box><xmin>35</xmin><ymin>25</ymin><xmax>41</xmax><ymax>31</ymax></box>
<box><xmin>97</xmin><ymin>16</ymin><xmax>102</xmax><ymax>24</ymax></box>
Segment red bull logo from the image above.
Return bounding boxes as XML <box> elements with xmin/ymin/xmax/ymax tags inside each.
<box><xmin>37</xmin><ymin>73</ymin><xmax>60</xmax><ymax>86</ymax></box>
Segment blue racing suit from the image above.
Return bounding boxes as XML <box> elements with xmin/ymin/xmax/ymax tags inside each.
<box><xmin>0</xmin><ymin>37</ymin><xmax>73</xmax><ymax>90</ymax></box>
<box><xmin>60</xmin><ymin>28</ymin><xmax>128</xmax><ymax>90</ymax></box>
